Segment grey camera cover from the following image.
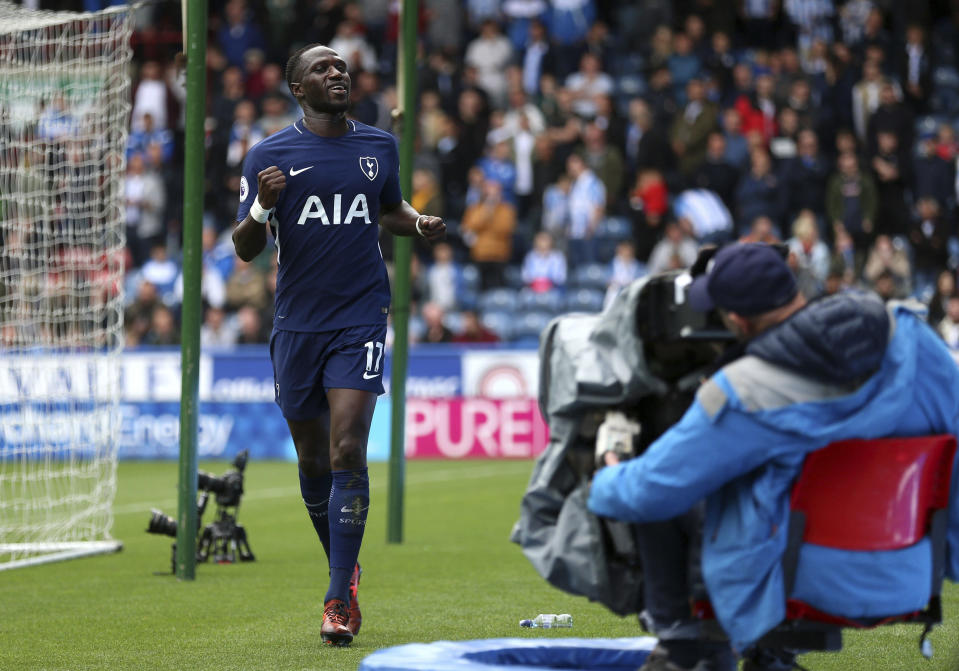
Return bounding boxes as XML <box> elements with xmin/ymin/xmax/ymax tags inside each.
<box><xmin>511</xmin><ymin>278</ymin><xmax>669</xmax><ymax>614</ymax></box>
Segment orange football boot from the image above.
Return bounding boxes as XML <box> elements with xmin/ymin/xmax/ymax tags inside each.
<box><xmin>348</xmin><ymin>563</ymin><xmax>362</xmax><ymax>636</ymax></box>
<box><xmin>321</xmin><ymin>599</ymin><xmax>353</xmax><ymax>647</ymax></box>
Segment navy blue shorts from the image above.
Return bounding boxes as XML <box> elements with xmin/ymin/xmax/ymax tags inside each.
<box><xmin>270</xmin><ymin>324</ymin><xmax>387</xmax><ymax>421</ymax></box>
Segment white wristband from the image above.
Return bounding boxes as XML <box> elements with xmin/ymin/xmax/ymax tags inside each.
<box><xmin>415</xmin><ymin>214</ymin><xmax>427</xmax><ymax>237</ymax></box>
<box><xmin>249</xmin><ymin>197</ymin><xmax>272</xmax><ymax>224</ymax></box>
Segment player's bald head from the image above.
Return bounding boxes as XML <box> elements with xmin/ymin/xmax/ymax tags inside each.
<box><xmin>285</xmin><ymin>43</ymin><xmax>334</xmax><ymax>93</ymax></box>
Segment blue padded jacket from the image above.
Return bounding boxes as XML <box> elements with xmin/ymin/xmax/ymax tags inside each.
<box><xmin>588</xmin><ymin>293</ymin><xmax>959</xmax><ymax>652</ymax></box>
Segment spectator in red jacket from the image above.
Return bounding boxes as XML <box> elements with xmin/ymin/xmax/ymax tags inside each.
<box><xmin>453</xmin><ymin>310</ymin><xmax>500</xmax><ymax>344</ymax></box>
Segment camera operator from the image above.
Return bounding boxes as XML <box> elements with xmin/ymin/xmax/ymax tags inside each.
<box><xmin>588</xmin><ymin>243</ymin><xmax>959</xmax><ymax>671</ymax></box>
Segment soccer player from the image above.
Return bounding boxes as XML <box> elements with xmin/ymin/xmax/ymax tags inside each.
<box><xmin>232</xmin><ymin>44</ymin><xmax>445</xmax><ymax>647</ymax></box>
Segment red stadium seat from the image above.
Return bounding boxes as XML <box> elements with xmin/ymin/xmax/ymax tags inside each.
<box><xmin>695</xmin><ymin>434</ymin><xmax>957</xmax><ymax>655</ymax></box>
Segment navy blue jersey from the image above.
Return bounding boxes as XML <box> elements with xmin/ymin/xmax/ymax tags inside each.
<box><xmin>236</xmin><ymin>119</ymin><xmax>402</xmax><ymax>332</ymax></box>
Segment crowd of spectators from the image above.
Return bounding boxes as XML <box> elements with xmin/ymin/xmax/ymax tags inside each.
<box><xmin>119</xmin><ymin>0</ymin><xmax>959</xmax><ymax>351</ymax></box>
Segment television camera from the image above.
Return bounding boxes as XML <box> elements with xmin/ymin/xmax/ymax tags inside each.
<box><xmin>512</xmin><ymin>246</ymin><xmax>741</xmax><ymax>615</ymax></box>
<box><xmin>590</xmin><ymin>253</ymin><xmax>738</xmax><ymax>471</ymax></box>
<box><xmin>146</xmin><ymin>450</ymin><xmax>255</xmax><ymax>573</ymax></box>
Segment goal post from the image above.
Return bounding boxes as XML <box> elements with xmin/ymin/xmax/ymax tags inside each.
<box><xmin>0</xmin><ymin>1</ymin><xmax>134</xmax><ymax>570</ymax></box>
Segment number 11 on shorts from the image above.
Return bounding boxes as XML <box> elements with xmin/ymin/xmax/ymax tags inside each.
<box><xmin>363</xmin><ymin>341</ymin><xmax>383</xmax><ymax>379</ymax></box>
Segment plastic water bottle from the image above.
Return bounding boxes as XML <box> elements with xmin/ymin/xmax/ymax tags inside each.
<box><xmin>519</xmin><ymin>613</ymin><xmax>573</xmax><ymax>628</ymax></box>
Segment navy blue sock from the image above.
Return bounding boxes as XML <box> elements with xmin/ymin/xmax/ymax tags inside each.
<box><xmin>299</xmin><ymin>470</ymin><xmax>333</xmax><ymax>561</ymax></box>
<box><xmin>324</xmin><ymin>468</ymin><xmax>369</xmax><ymax>605</ymax></box>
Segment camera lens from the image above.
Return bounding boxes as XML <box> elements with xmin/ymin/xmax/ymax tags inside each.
<box><xmin>197</xmin><ymin>471</ymin><xmax>228</xmax><ymax>494</ymax></box>
<box><xmin>146</xmin><ymin>509</ymin><xmax>178</xmax><ymax>537</ymax></box>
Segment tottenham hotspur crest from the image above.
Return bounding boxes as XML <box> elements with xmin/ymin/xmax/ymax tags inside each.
<box><xmin>359</xmin><ymin>156</ymin><xmax>378</xmax><ymax>181</ymax></box>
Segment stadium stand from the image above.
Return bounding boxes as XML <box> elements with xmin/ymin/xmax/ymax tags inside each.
<box><xmin>565</xmin><ymin>287</ymin><xmax>606</xmax><ymax>313</ymax></box>
<box><xmin>517</xmin><ymin>287</ymin><xmax>564</xmax><ymax>315</ymax></box>
<box><xmin>570</xmin><ymin>263</ymin><xmax>612</xmax><ymax>291</ymax></box>
<box><xmin>480</xmin><ymin>309</ymin><xmax>514</xmax><ymax>342</ymax></box>
<box><xmin>109</xmin><ymin>0</ymin><xmax>959</xmax><ymax>351</ymax></box>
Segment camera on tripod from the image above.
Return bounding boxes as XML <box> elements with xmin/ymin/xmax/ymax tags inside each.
<box><xmin>146</xmin><ymin>450</ymin><xmax>255</xmax><ymax>573</ymax></box>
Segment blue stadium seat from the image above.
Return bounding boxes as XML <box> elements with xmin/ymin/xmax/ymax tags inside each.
<box><xmin>478</xmin><ymin>287</ymin><xmax>516</xmax><ymax>313</ymax></box>
<box><xmin>564</xmin><ymin>288</ymin><xmax>606</xmax><ymax>314</ymax></box>
<box><xmin>443</xmin><ymin>310</ymin><xmax>464</xmax><ymax>334</ymax></box>
<box><xmin>914</xmin><ymin>115</ymin><xmax>944</xmax><ymax>140</ymax></box>
<box><xmin>511</xmin><ymin>311</ymin><xmax>552</xmax><ymax>343</ymax></box>
<box><xmin>457</xmin><ymin>288</ymin><xmax>478</xmax><ymax>311</ymax></box>
<box><xmin>408</xmin><ymin>315</ymin><xmax>426</xmax><ymax>342</ymax></box>
<box><xmin>461</xmin><ymin>264</ymin><xmax>480</xmax><ymax>293</ymax></box>
<box><xmin>931</xmin><ymin>67</ymin><xmax>959</xmax><ymax>113</ymax></box>
<box><xmin>614</xmin><ymin>51</ymin><xmax>646</xmax><ymax>77</ymax></box>
<box><xmin>948</xmin><ymin>237</ymin><xmax>959</xmax><ymax>270</ymax></box>
<box><xmin>615</xmin><ymin>73</ymin><xmax>646</xmax><ymax>100</ymax></box>
<box><xmin>123</xmin><ymin>270</ymin><xmax>143</xmax><ymax>306</ymax></box>
<box><xmin>503</xmin><ymin>264</ymin><xmax>524</xmax><ymax>289</ymax></box>
<box><xmin>933</xmin><ymin>66</ymin><xmax>959</xmax><ymax>91</ymax></box>
<box><xmin>518</xmin><ymin>287</ymin><xmax>563</xmax><ymax>315</ymax></box>
<box><xmin>596</xmin><ymin>238</ymin><xmax>619</xmax><ymax>264</ymax></box>
<box><xmin>596</xmin><ymin>216</ymin><xmax>632</xmax><ymax>240</ymax></box>
<box><xmin>481</xmin><ymin>310</ymin><xmax>514</xmax><ymax>341</ymax></box>
<box><xmin>914</xmin><ymin>281</ymin><xmax>935</xmax><ymax>305</ymax></box>
<box><xmin>571</xmin><ymin>263</ymin><xmax>611</xmax><ymax>291</ymax></box>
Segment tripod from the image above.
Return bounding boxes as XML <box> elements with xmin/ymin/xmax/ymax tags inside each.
<box><xmin>149</xmin><ymin>450</ymin><xmax>255</xmax><ymax>573</ymax></box>
<box><xmin>164</xmin><ymin>492</ymin><xmax>256</xmax><ymax>573</ymax></box>
<box><xmin>196</xmin><ymin>491</ymin><xmax>255</xmax><ymax>564</ymax></box>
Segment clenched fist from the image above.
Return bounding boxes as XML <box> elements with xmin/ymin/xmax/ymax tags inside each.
<box><xmin>417</xmin><ymin>215</ymin><xmax>446</xmax><ymax>243</ymax></box>
<box><xmin>257</xmin><ymin>166</ymin><xmax>287</xmax><ymax>209</ymax></box>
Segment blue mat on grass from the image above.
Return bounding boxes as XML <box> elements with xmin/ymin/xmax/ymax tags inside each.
<box><xmin>359</xmin><ymin>636</ymin><xmax>658</xmax><ymax>671</ymax></box>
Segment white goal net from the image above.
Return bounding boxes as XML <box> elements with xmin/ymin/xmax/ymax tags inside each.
<box><xmin>0</xmin><ymin>1</ymin><xmax>134</xmax><ymax>570</ymax></box>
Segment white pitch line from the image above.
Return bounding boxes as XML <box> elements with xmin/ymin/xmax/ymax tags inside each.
<box><xmin>113</xmin><ymin>462</ymin><xmax>532</xmax><ymax>515</ymax></box>
<box><xmin>113</xmin><ymin>485</ymin><xmax>294</xmax><ymax>515</ymax></box>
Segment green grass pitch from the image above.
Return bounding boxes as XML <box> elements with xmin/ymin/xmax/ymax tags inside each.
<box><xmin>1</xmin><ymin>459</ymin><xmax>957</xmax><ymax>671</ymax></box>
